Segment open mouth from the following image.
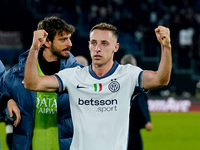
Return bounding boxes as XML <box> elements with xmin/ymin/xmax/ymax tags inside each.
<box><xmin>63</xmin><ymin>47</ymin><xmax>71</xmax><ymax>51</ymax></box>
<box><xmin>62</xmin><ymin>47</ymin><xmax>71</xmax><ymax>54</ymax></box>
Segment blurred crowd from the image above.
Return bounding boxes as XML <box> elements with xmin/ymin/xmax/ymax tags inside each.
<box><xmin>4</xmin><ymin>0</ymin><xmax>200</xmax><ymax>70</ymax></box>
<box><xmin>1</xmin><ymin>0</ymin><xmax>200</xmax><ymax>96</ymax></box>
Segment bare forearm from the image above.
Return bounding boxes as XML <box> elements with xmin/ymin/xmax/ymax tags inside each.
<box><xmin>24</xmin><ymin>48</ymin><xmax>39</xmax><ymax>90</ymax></box>
<box><xmin>143</xmin><ymin>26</ymin><xmax>172</xmax><ymax>90</ymax></box>
<box><xmin>24</xmin><ymin>30</ymin><xmax>59</xmax><ymax>92</ymax></box>
<box><xmin>24</xmin><ymin>30</ymin><xmax>48</xmax><ymax>91</ymax></box>
<box><xmin>157</xmin><ymin>45</ymin><xmax>172</xmax><ymax>86</ymax></box>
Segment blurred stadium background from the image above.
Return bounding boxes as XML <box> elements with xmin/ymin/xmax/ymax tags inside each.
<box><xmin>0</xmin><ymin>0</ymin><xmax>200</xmax><ymax>150</ymax></box>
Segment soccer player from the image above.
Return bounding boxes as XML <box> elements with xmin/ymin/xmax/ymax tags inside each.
<box><xmin>0</xmin><ymin>16</ymin><xmax>82</xmax><ymax>150</ymax></box>
<box><xmin>24</xmin><ymin>23</ymin><xmax>172</xmax><ymax>150</ymax></box>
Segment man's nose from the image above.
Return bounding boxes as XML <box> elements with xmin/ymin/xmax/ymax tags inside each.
<box><xmin>67</xmin><ymin>39</ymin><xmax>72</xmax><ymax>47</ymax></box>
<box><xmin>95</xmin><ymin>44</ymin><xmax>100</xmax><ymax>52</ymax></box>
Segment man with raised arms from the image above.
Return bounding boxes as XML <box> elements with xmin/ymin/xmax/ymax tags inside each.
<box><xmin>24</xmin><ymin>23</ymin><xmax>172</xmax><ymax>150</ymax></box>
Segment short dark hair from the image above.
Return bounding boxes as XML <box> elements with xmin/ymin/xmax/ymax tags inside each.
<box><xmin>90</xmin><ymin>23</ymin><xmax>119</xmax><ymax>39</ymax></box>
<box><xmin>37</xmin><ymin>16</ymin><xmax>75</xmax><ymax>49</ymax></box>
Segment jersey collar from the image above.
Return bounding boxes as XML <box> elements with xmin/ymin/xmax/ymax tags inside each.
<box><xmin>89</xmin><ymin>61</ymin><xmax>119</xmax><ymax>80</ymax></box>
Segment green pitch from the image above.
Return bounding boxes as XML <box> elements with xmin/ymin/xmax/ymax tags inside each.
<box><xmin>1</xmin><ymin>112</ymin><xmax>200</xmax><ymax>150</ymax></box>
<box><xmin>0</xmin><ymin>122</ymin><xmax>9</xmax><ymax>150</ymax></box>
<box><xmin>141</xmin><ymin>112</ymin><xmax>200</xmax><ymax>150</ymax></box>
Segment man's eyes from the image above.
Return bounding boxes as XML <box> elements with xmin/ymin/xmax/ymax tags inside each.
<box><xmin>91</xmin><ymin>42</ymin><xmax>107</xmax><ymax>45</ymax></box>
<box><xmin>60</xmin><ymin>38</ymin><xmax>67</xmax><ymax>41</ymax></box>
<box><xmin>91</xmin><ymin>41</ymin><xmax>97</xmax><ymax>45</ymax></box>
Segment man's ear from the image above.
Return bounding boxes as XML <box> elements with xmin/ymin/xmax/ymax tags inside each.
<box><xmin>44</xmin><ymin>38</ymin><xmax>51</xmax><ymax>48</ymax></box>
<box><xmin>113</xmin><ymin>43</ymin><xmax>119</xmax><ymax>53</ymax></box>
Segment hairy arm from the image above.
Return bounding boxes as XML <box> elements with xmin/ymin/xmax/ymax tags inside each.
<box><xmin>143</xmin><ymin>26</ymin><xmax>172</xmax><ymax>90</ymax></box>
<box><xmin>24</xmin><ymin>30</ymin><xmax>59</xmax><ymax>92</ymax></box>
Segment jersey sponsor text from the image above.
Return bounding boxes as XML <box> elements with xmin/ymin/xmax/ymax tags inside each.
<box><xmin>78</xmin><ymin>98</ymin><xmax>118</xmax><ymax>112</ymax></box>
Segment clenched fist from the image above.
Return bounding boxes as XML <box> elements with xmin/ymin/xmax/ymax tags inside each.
<box><xmin>155</xmin><ymin>26</ymin><xmax>171</xmax><ymax>48</ymax></box>
<box><xmin>31</xmin><ymin>30</ymin><xmax>48</xmax><ymax>50</ymax></box>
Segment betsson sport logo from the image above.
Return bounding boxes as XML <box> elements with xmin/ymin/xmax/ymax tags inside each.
<box><xmin>78</xmin><ymin>98</ymin><xmax>118</xmax><ymax>113</ymax></box>
<box><xmin>77</xmin><ymin>79</ymin><xmax>120</xmax><ymax>113</ymax></box>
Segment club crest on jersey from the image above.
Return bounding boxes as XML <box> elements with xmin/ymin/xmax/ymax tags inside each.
<box><xmin>108</xmin><ymin>79</ymin><xmax>120</xmax><ymax>93</ymax></box>
<box><xmin>94</xmin><ymin>83</ymin><xmax>102</xmax><ymax>92</ymax></box>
